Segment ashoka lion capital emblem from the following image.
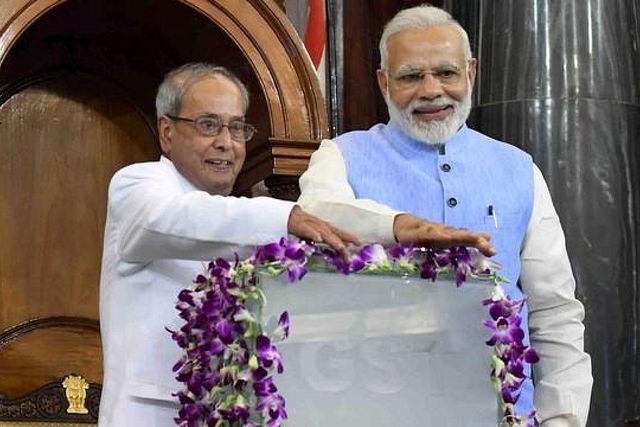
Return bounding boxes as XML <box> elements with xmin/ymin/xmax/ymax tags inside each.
<box><xmin>62</xmin><ymin>374</ymin><xmax>89</xmax><ymax>414</ymax></box>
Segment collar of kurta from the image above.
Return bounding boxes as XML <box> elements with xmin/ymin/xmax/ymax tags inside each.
<box><xmin>159</xmin><ymin>155</ymin><xmax>201</xmax><ymax>193</ymax></box>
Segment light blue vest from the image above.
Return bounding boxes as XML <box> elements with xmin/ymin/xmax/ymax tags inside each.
<box><xmin>335</xmin><ymin>121</ymin><xmax>535</xmax><ymax>416</ymax></box>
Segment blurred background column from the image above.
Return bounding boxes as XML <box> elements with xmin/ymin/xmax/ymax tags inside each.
<box><xmin>443</xmin><ymin>1</ymin><xmax>640</xmax><ymax>425</ymax></box>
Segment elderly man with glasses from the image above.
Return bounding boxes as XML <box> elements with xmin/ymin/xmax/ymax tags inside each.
<box><xmin>98</xmin><ymin>62</ymin><xmax>494</xmax><ymax>425</ymax></box>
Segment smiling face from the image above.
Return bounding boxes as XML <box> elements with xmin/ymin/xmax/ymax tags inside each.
<box><xmin>377</xmin><ymin>24</ymin><xmax>477</xmax><ymax>144</ymax></box>
<box><xmin>158</xmin><ymin>76</ymin><xmax>247</xmax><ymax>196</ymax></box>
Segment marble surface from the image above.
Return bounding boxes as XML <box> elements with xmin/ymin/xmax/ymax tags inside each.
<box><xmin>260</xmin><ymin>272</ymin><xmax>497</xmax><ymax>427</ymax></box>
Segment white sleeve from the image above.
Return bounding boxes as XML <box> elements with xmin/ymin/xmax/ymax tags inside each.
<box><xmin>521</xmin><ymin>164</ymin><xmax>593</xmax><ymax>426</ymax></box>
<box><xmin>108</xmin><ymin>164</ymin><xmax>295</xmax><ymax>262</ymax></box>
<box><xmin>298</xmin><ymin>139</ymin><xmax>399</xmax><ymax>244</ymax></box>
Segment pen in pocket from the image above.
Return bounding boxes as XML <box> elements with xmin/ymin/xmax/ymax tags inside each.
<box><xmin>488</xmin><ymin>205</ymin><xmax>498</xmax><ymax>228</ymax></box>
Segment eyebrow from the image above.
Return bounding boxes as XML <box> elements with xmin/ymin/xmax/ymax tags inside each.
<box><xmin>394</xmin><ymin>64</ymin><xmax>423</xmax><ymax>75</ymax></box>
<box><xmin>394</xmin><ymin>62</ymin><xmax>463</xmax><ymax>75</ymax></box>
<box><xmin>201</xmin><ymin>113</ymin><xmax>245</xmax><ymax>121</ymax></box>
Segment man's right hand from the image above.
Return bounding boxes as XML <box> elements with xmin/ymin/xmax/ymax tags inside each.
<box><xmin>393</xmin><ymin>213</ymin><xmax>496</xmax><ymax>257</ymax></box>
<box><xmin>287</xmin><ymin>205</ymin><xmax>361</xmax><ymax>261</ymax></box>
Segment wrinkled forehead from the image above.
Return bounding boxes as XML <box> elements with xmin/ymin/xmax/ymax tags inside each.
<box><xmin>182</xmin><ymin>75</ymin><xmax>241</xmax><ymax>98</ymax></box>
<box><xmin>181</xmin><ymin>76</ymin><xmax>245</xmax><ymax>116</ymax></box>
<box><xmin>386</xmin><ymin>25</ymin><xmax>467</xmax><ymax>71</ymax></box>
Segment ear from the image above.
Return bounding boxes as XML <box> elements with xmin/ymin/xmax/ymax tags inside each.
<box><xmin>157</xmin><ymin>115</ymin><xmax>172</xmax><ymax>155</ymax></box>
<box><xmin>467</xmin><ymin>58</ymin><xmax>477</xmax><ymax>90</ymax></box>
<box><xmin>376</xmin><ymin>69</ymin><xmax>389</xmax><ymax>99</ymax></box>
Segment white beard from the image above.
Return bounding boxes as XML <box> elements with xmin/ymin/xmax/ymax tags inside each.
<box><xmin>386</xmin><ymin>84</ymin><xmax>472</xmax><ymax>145</ymax></box>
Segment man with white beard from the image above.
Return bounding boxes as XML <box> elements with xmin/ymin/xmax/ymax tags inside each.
<box><xmin>297</xmin><ymin>4</ymin><xmax>592</xmax><ymax>427</ymax></box>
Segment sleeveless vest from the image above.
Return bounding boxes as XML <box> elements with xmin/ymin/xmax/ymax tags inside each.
<box><xmin>335</xmin><ymin>121</ymin><xmax>535</xmax><ymax>415</ymax></box>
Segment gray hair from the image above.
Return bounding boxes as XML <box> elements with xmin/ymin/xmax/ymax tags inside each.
<box><xmin>155</xmin><ymin>62</ymin><xmax>250</xmax><ymax>117</ymax></box>
<box><xmin>379</xmin><ymin>4</ymin><xmax>472</xmax><ymax>70</ymax></box>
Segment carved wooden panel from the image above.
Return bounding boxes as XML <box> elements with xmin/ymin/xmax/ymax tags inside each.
<box><xmin>0</xmin><ymin>372</ymin><xmax>100</xmax><ymax>424</ymax></box>
<box><xmin>0</xmin><ymin>71</ymin><xmax>158</xmax><ymax>399</ymax></box>
<box><xmin>0</xmin><ymin>318</ymin><xmax>102</xmax><ymax>402</ymax></box>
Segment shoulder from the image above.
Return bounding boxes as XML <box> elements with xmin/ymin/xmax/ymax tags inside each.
<box><xmin>467</xmin><ymin>128</ymin><xmax>532</xmax><ymax>162</ymax></box>
<box><xmin>333</xmin><ymin>123</ymin><xmax>389</xmax><ymax>149</ymax></box>
<box><xmin>108</xmin><ymin>158</ymin><xmax>177</xmax><ymax>194</ymax></box>
<box><xmin>111</xmin><ymin>158</ymin><xmax>171</xmax><ymax>181</ymax></box>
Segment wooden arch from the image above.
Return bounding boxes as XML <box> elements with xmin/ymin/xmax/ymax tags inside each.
<box><xmin>0</xmin><ymin>0</ymin><xmax>328</xmax><ymax>195</ymax></box>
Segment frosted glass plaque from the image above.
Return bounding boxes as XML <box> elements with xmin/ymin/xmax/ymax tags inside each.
<box><xmin>260</xmin><ymin>272</ymin><xmax>498</xmax><ymax>427</ymax></box>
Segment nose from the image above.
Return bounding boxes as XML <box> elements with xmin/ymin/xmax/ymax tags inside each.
<box><xmin>212</xmin><ymin>126</ymin><xmax>232</xmax><ymax>150</ymax></box>
<box><xmin>416</xmin><ymin>73</ymin><xmax>443</xmax><ymax>100</ymax></box>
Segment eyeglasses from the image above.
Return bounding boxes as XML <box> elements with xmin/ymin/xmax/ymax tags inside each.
<box><xmin>166</xmin><ymin>114</ymin><xmax>256</xmax><ymax>142</ymax></box>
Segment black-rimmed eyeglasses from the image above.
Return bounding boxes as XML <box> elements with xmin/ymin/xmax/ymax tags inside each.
<box><xmin>166</xmin><ymin>114</ymin><xmax>256</xmax><ymax>142</ymax></box>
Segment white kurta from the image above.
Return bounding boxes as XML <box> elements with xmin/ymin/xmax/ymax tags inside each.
<box><xmin>98</xmin><ymin>156</ymin><xmax>294</xmax><ymax>426</ymax></box>
<box><xmin>298</xmin><ymin>140</ymin><xmax>593</xmax><ymax>427</ymax></box>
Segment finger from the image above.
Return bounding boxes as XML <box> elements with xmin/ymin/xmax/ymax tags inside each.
<box><xmin>298</xmin><ymin>224</ymin><xmax>323</xmax><ymax>244</ymax></box>
<box><xmin>313</xmin><ymin>226</ymin><xmax>353</xmax><ymax>262</ymax></box>
<box><xmin>411</xmin><ymin>226</ymin><xmax>493</xmax><ymax>255</ymax></box>
<box><xmin>289</xmin><ymin>209</ymin><xmax>359</xmax><ymax>260</ymax></box>
<box><xmin>447</xmin><ymin>229</ymin><xmax>496</xmax><ymax>256</ymax></box>
<box><xmin>325</xmin><ymin>234</ymin><xmax>351</xmax><ymax>263</ymax></box>
<box><xmin>330</xmin><ymin>226</ymin><xmax>362</xmax><ymax>247</ymax></box>
<box><xmin>322</xmin><ymin>233</ymin><xmax>352</xmax><ymax>262</ymax></box>
<box><xmin>474</xmin><ymin>234</ymin><xmax>496</xmax><ymax>257</ymax></box>
<box><xmin>479</xmin><ymin>232</ymin><xmax>492</xmax><ymax>241</ymax></box>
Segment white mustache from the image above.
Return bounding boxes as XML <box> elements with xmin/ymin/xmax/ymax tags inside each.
<box><xmin>409</xmin><ymin>98</ymin><xmax>456</xmax><ymax>109</ymax></box>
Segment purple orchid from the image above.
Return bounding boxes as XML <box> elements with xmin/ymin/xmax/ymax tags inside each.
<box><xmin>254</xmin><ymin>237</ymin><xmax>314</xmax><ymax>282</ymax></box>
<box><xmin>320</xmin><ymin>246</ymin><xmax>352</xmax><ymax>274</ymax></box>
<box><xmin>255</xmin><ymin>335</ymin><xmax>284</xmax><ymax>373</ymax></box>
<box><xmin>255</xmin><ymin>391</ymin><xmax>288</xmax><ymax>426</ymax></box>
<box><xmin>386</xmin><ymin>243</ymin><xmax>418</xmax><ymax>261</ymax></box>
<box><xmin>253</xmin><ymin>374</ymin><xmax>277</xmax><ymax>397</ymax></box>
<box><xmin>271</xmin><ymin>311</ymin><xmax>290</xmax><ymax>341</ymax></box>
<box><xmin>484</xmin><ymin>315</ymin><xmax>525</xmax><ymax>346</ymax></box>
<box><xmin>359</xmin><ymin>244</ymin><xmax>388</xmax><ymax>264</ymax></box>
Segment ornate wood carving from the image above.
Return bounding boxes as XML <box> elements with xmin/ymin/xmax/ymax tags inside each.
<box><xmin>0</xmin><ymin>317</ymin><xmax>103</xmax><ymax>400</ymax></box>
<box><xmin>0</xmin><ymin>375</ymin><xmax>100</xmax><ymax>423</ymax></box>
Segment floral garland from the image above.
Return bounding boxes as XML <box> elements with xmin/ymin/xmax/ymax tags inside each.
<box><xmin>169</xmin><ymin>238</ymin><xmax>539</xmax><ymax>427</ymax></box>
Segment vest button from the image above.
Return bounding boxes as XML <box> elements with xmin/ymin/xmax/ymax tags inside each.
<box><xmin>441</xmin><ymin>163</ymin><xmax>451</xmax><ymax>172</ymax></box>
<box><xmin>447</xmin><ymin>197</ymin><xmax>458</xmax><ymax>207</ymax></box>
